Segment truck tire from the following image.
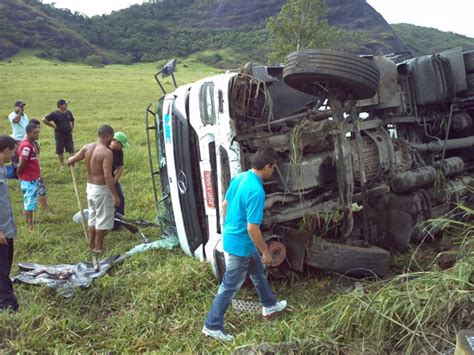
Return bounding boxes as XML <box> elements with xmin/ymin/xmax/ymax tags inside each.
<box><xmin>283</xmin><ymin>49</ymin><xmax>380</xmax><ymax>100</ymax></box>
<box><xmin>463</xmin><ymin>51</ymin><xmax>474</xmax><ymax>73</ymax></box>
<box><xmin>305</xmin><ymin>239</ymin><xmax>391</xmax><ymax>276</ymax></box>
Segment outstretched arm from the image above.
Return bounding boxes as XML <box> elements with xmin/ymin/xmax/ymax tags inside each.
<box><xmin>67</xmin><ymin>145</ymin><xmax>87</xmax><ymax>166</ymax></box>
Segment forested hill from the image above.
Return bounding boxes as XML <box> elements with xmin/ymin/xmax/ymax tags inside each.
<box><xmin>392</xmin><ymin>23</ymin><xmax>474</xmax><ymax>54</ymax></box>
<box><xmin>1</xmin><ymin>0</ymin><xmax>474</xmax><ymax>67</ymax></box>
<box><xmin>0</xmin><ymin>0</ymin><xmax>104</xmax><ymax>61</ymax></box>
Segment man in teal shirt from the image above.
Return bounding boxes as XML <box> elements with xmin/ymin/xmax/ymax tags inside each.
<box><xmin>203</xmin><ymin>146</ymin><xmax>287</xmax><ymax>342</ymax></box>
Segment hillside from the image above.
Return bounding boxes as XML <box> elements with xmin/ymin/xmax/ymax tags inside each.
<box><xmin>0</xmin><ymin>0</ymin><xmax>104</xmax><ymax>61</ymax></box>
<box><xmin>1</xmin><ymin>0</ymin><xmax>474</xmax><ymax>66</ymax></box>
<box><xmin>392</xmin><ymin>23</ymin><xmax>474</xmax><ymax>54</ymax></box>
<box><xmin>42</xmin><ymin>0</ymin><xmax>409</xmax><ymax>62</ymax></box>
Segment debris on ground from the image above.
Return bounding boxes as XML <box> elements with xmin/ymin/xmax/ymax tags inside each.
<box><xmin>12</xmin><ymin>236</ymin><xmax>180</xmax><ymax>298</ymax></box>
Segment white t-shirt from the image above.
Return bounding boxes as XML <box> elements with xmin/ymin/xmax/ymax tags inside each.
<box><xmin>8</xmin><ymin>111</ymin><xmax>29</xmax><ymax>141</ymax></box>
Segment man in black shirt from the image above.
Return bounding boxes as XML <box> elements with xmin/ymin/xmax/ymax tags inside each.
<box><xmin>42</xmin><ymin>99</ymin><xmax>75</xmax><ymax>169</ymax></box>
<box><xmin>109</xmin><ymin>132</ymin><xmax>129</xmax><ymax>228</ymax></box>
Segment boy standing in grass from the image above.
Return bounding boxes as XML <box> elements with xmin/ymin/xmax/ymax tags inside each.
<box><xmin>17</xmin><ymin>123</ymin><xmax>43</xmax><ymax>229</ymax></box>
<box><xmin>0</xmin><ymin>135</ymin><xmax>19</xmax><ymax>312</ymax></box>
<box><xmin>202</xmin><ymin>146</ymin><xmax>287</xmax><ymax>342</ymax></box>
<box><xmin>42</xmin><ymin>99</ymin><xmax>75</xmax><ymax>170</ymax></box>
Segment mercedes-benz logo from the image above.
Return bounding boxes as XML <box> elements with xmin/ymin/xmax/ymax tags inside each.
<box><xmin>177</xmin><ymin>170</ymin><xmax>188</xmax><ymax>194</ymax></box>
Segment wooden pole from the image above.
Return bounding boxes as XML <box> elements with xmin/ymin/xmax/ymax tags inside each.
<box><xmin>70</xmin><ymin>165</ymin><xmax>99</xmax><ymax>271</ymax></box>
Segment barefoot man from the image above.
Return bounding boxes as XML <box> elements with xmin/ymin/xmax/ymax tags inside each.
<box><xmin>68</xmin><ymin>125</ymin><xmax>120</xmax><ymax>253</ymax></box>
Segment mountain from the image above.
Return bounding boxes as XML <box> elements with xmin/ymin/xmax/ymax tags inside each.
<box><xmin>0</xmin><ymin>0</ymin><xmax>105</xmax><ymax>61</ymax></box>
<box><xmin>1</xmin><ymin>0</ymin><xmax>474</xmax><ymax>66</ymax></box>
<box><xmin>326</xmin><ymin>0</ymin><xmax>408</xmax><ymax>54</ymax></box>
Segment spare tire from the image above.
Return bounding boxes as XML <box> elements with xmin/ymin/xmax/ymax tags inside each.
<box><xmin>283</xmin><ymin>49</ymin><xmax>380</xmax><ymax>100</ymax></box>
<box><xmin>463</xmin><ymin>51</ymin><xmax>474</xmax><ymax>73</ymax></box>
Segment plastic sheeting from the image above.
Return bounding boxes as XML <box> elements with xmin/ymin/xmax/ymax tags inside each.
<box><xmin>12</xmin><ymin>236</ymin><xmax>179</xmax><ymax>298</ymax></box>
<box><xmin>12</xmin><ymin>256</ymin><xmax>118</xmax><ymax>298</ymax></box>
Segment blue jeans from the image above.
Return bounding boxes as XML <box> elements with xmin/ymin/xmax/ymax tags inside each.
<box><xmin>204</xmin><ymin>251</ymin><xmax>277</xmax><ymax>331</ymax></box>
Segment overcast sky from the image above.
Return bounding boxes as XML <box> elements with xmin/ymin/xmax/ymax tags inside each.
<box><xmin>42</xmin><ymin>0</ymin><xmax>473</xmax><ymax>38</ymax></box>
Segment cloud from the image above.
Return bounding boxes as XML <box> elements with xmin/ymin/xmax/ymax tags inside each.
<box><xmin>42</xmin><ymin>0</ymin><xmax>143</xmax><ymax>17</ymax></box>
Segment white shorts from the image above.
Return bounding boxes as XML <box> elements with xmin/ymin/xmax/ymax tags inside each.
<box><xmin>86</xmin><ymin>183</ymin><xmax>114</xmax><ymax>230</ymax></box>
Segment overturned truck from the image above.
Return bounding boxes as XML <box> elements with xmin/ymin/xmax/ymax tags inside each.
<box><xmin>146</xmin><ymin>48</ymin><xmax>474</xmax><ymax>279</ymax></box>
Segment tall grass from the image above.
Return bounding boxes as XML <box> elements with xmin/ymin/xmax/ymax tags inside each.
<box><xmin>310</xmin><ymin>204</ymin><xmax>473</xmax><ymax>353</ymax></box>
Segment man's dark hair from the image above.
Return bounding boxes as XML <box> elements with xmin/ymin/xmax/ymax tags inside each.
<box><xmin>98</xmin><ymin>124</ymin><xmax>114</xmax><ymax>138</ymax></box>
<box><xmin>0</xmin><ymin>135</ymin><xmax>17</xmax><ymax>152</ymax></box>
<box><xmin>251</xmin><ymin>145</ymin><xmax>278</xmax><ymax>170</ymax></box>
<box><xmin>57</xmin><ymin>99</ymin><xmax>67</xmax><ymax>107</ymax></box>
<box><xmin>26</xmin><ymin>122</ymin><xmax>39</xmax><ymax>133</ymax></box>
<box><xmin>29</xmin><ymin>118</ymin><xmax>41</xmax><ymax>126</ymax></box>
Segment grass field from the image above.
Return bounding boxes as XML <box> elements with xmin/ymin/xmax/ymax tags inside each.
<box><xmin>0</xmin><ymin>52</ymin><xmax>471</xmax><ymax>353</ymax></box>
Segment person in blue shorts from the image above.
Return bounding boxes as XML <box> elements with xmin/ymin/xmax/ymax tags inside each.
<box><xmin>202</xmin><ymin>146</ymin><xmax>287</xmax><ymax>342</ymax></box>
<box><xmin>17</xmin><ymin>123</ymin><xmax>42</xmax><ymax>229</ymax></box>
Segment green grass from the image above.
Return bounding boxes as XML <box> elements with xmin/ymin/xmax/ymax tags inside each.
<box><xmin>0</xmin><ymin>53</ymin><xmax>471</xmax><ymax>353</ymax></box>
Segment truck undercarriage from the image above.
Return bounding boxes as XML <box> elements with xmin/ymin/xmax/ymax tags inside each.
<box><xmin>225</xmin><ymin>49</ymin><xmax>473</xmax><ymax>277</ymax></box>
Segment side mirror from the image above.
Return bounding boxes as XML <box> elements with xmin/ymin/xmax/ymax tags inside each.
<box><xmin>161</xmin><ymin>58</ymin><xmax>176</xmax><ymax>78</ymax></box>
<box><xmin>155</xmin><ymin>58</ymin><xmax>178</xmax><ymax>94</ymax></box>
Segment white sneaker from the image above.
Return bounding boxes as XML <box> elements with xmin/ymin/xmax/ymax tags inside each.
<box><xmin>262</xmin><ymin>300</ymin><xmax>287</xmax><ymax>318</ymax></box>
<box><xmin>202</xmin><ymin>326</ymin><xmax>235</xmax><ymax>342</ymax></box>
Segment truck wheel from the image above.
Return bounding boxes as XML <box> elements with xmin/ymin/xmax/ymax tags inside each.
<box><xmin>283</xmin><ymin>49</ymin><xmax>380</xmax><ymax>100</ymax></box>
<box><xmin>305</xmin><ymin>239</ymin><xmax>391</xmax><ymax>276</ymax></box>
<box><xmin>463</xmin><ymin>51</ymin><xmax>474</xmax><ymax>73</ymax></box>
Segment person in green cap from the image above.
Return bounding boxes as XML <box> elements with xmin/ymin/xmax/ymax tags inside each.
<box><xmin>109</xmin><ymin>132</ymin><xmax>129</xmax><ymax>229</ymax></box>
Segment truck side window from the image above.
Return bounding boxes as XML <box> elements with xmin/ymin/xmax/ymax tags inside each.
<box><xmin>199</xmin><ymin>82</ymin><xmax>216</xmax><ymax>125</ymax></box>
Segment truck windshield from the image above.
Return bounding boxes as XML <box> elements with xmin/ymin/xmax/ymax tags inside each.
<box><xmin>156</xmin><ymin>96</ymin><xmax>166</xmax><ymax>169</ymax></box>
<box><xmin>199</xmin><ymin>82</ymin><xmax>216</xmax><ymax>125</ymax></box>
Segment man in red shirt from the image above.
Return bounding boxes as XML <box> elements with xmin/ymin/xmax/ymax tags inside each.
<box><xmin>17</xmin><ymin>123</ymin><xmax>42</xmax><ymax>229</ymax></box>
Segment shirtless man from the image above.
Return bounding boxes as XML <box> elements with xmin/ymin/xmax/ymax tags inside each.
<box><xmin>68</xmin><ymin>125</ymin><xmax>120</xmax><ymax>253</ymax></box>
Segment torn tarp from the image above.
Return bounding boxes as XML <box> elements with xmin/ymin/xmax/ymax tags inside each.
<box><xmin>12</xmin><ymin>236</ymin><xmax>180</xmax><ymax>298</ymax></box>
<box><xmin>12</xmin><ymin>256</ymin><xmax>119</xmax><ymax>298</ymax></box>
